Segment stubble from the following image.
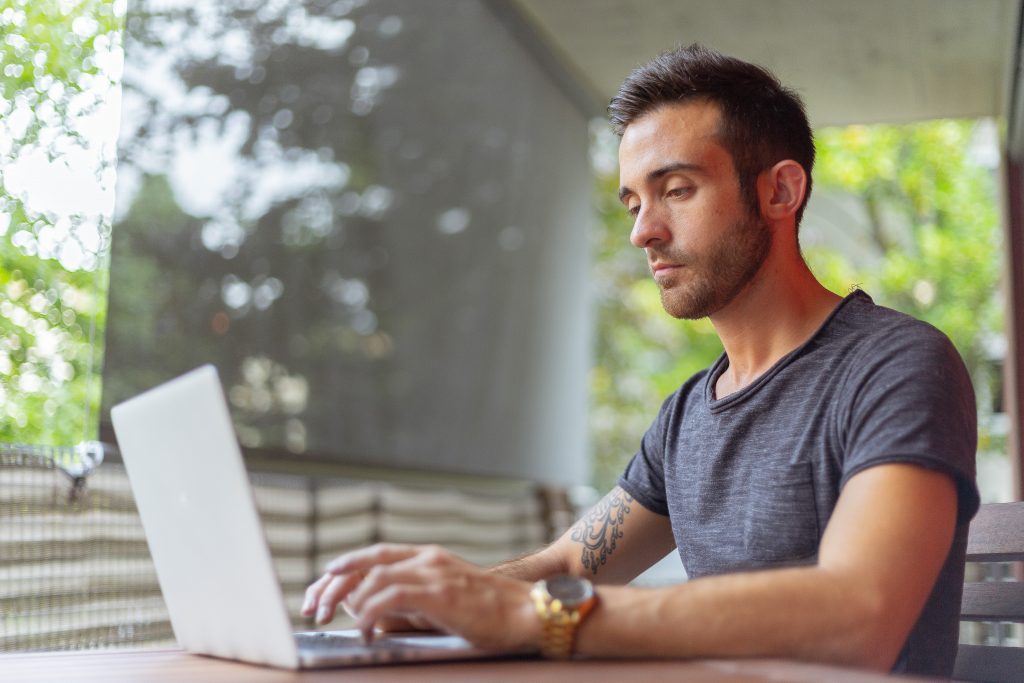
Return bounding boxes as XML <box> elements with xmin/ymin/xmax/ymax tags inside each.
<box><xmin>655</xmin><ymin>213</ymin><xmax>772</xmax><ymax>320</ymax></box>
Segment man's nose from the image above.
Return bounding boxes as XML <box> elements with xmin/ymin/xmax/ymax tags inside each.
<box><xmin>629</xmin><ymin>203</ymin><xmax>671</xmax><ymax>248</ymax></box>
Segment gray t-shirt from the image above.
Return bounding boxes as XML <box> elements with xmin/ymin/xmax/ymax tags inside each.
<box><xmin>618</xmin><ymin>290</ymin><xmax>980</xmax><ymax>677</ymax></box>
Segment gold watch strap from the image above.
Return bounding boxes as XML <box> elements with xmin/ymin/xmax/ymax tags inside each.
<box><xmin>530</xmin><ymin>581</ymin><xmax>595</xmax><ymax>659</ymax></box>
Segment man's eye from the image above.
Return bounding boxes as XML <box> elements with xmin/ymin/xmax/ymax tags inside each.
<box><xmin>667</xmin><ymin>187</ymin><xmax>692</xmax><ymax>198</ymax></box>
<box><xmin>627</xmin><ymin>204</ymin><xmax>640</xmax><ymax>217</ymax></box>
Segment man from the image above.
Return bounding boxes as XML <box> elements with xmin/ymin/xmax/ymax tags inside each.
<box><xmin>303</xmin><ymin>44</ymin><xmax>979</xmax><ymax>677</ymax></box>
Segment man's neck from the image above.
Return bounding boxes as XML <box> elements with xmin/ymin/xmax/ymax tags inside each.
<box><xmin>710</xmin><ymin>254</ymin><xmax>841</xmax><ymax>399</ymax></box>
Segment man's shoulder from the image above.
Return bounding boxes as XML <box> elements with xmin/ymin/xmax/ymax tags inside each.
<box><xmin>831</xmin><ymin>290</ymin><xmax>960</xmax><ymax>362</ymax></box>
<box><xmin>805</xmin><ymin>291</ymin><xmax>975</xmax><ymax>422</ymax></box>
<box><xmin>837</xmin><ymin>289</ymin><xmax>940</xmax><ymax>334</ymax></box>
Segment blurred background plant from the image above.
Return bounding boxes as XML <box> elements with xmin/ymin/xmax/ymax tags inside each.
<box><xmin>0</xmin><ymin>0</ymin><xmax>122</xmax><ymax>445</ymax></box>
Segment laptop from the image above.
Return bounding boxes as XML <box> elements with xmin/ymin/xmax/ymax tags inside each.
<box><xmin>111</xmin><ymin>364</ymin><xmax>491</xmax><ymax>669</ymax></box>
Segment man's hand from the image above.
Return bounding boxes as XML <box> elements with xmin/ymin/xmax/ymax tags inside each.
<box><xmin>302</xmin><ymin>543</ymin><xmax>540</xmax><ymax>651</ymax></box>
<box><xmin>301</xmin><ymin>569</ymin><xmax>430</xmax><ymax>634</ymax></box>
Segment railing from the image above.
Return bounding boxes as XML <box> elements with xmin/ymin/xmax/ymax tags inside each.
<box><xmin>0</xmin><ymin>444</ymin><xmax>560</xmax><ymax>652</ymax></box>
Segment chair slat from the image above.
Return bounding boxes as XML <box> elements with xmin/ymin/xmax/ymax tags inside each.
<box><xmin>966</xmin><ymin>503</ymin><xmax>1024</xmax><ymax>562</ymax></box>
<box><xmin>957</xmin><ymin>503</ymin><xmax>1024</xmax><ymax>682</ymax></box>
<box><xmin>954</xmin><ymin>644</ymin><xmax>1024</xmax><ymax>683</ymax></box>
<box><xmin>961</xmin><ymin>582</ymin><xmax>1024</xmax><ymax>621</ymax></box>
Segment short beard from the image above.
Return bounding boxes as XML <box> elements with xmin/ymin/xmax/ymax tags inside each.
<box><xmin>656</xmin><ymin>212</ymin><xmax>772</xmax><ymax>320</ymax></box>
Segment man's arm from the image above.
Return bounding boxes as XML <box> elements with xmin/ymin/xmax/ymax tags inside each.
<box><xmin>303</xmin><ymin>463</ymin><xmax>956</xmax><ymax>670</ymax></box>
<box><xmin>302</xmin><ymin>485</ymin><xmax>675</xmax><ymax>626</ymax></box>
<box><xmin>572</xmin><ymin>463</ymin><xmax>958</xmax><ymax>670</ymax></box>
<box><xmin>490</xmin><ymin>486</ymin><xmax>676</xmax><ymax>584</ymax></box>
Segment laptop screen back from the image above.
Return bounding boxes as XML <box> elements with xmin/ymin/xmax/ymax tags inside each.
<box><xmin>111</xmin><ymin>365</ymin><xmax>300</xmax><ymax>669</ymax></box>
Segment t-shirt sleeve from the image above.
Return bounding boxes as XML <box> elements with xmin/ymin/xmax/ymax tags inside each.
<box><xmin>840</xmin><ymin>321</ymin><xmax>980</xmax><ymax>524</ymax></box>
<box><xmin>617</xmin><ymin>392</ymin><xmax>676</xmax><ymax>517</ymax></box>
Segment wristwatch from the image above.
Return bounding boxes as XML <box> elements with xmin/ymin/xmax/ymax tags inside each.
<box><xmin>530</xmin><ymin>575</ymin><xmax>597</xmax><ymax>659</ymax></box>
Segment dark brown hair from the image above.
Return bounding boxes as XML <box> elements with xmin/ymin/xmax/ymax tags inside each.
<box><xmin>609</xmin><ymin>44</ymin><xmax>815</xmax><ymax>225</ymax></box>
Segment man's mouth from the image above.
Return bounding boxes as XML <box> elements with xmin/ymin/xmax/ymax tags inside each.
<box><xmin>651</xmin><ymin>262</ymin><xmax>683</xmax><ymax>280</ymax></box>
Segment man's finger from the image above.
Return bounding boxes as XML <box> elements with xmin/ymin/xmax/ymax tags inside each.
<box><xmin>355</xmin><ymin>583</ymin><xmax>448</xmax><ymax>642</ymax></box>
<box><xmin>374</xmin><ymin>614</ymin><xmax>436</xmax><ymax>633</ymax></box>
<box><xmin>325</xmin><ymin>543</ymin><xmax>421</xmax><ymax>575</ymax></box>
<box><xmin>301</xmin><ymin>572</ymin><xmax>334</xmax><ymax>616</ymax></box>
<box><xmin>346</xmin><ymin>560</ymin><xmax>442</xmax><ymax>614</ymax></box>
<box><xmin>314</xmin><ymin>572</ymin><xmax>365</xmax><ymax>625</ymax></box>
<box><xmin>406</xmin><ymin>614</ymin><xmax>436</xmax><ymax>631</ymax></box>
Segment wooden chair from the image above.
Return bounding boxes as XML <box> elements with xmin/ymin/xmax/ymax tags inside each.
<box><xmin>954</xmin><ymin>502</ymin><xmax>1024</xmax><ymax>682</ymax></box>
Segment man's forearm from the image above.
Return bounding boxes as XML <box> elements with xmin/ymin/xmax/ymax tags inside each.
<box><xmin>489</xmin><ymin>548</ymin><xmax>897</xmax><ymax>667</ymax></box>
<box><xmin>489</xmin><ymin>545</ymin><xmax>569</xmax><ymax>582</ymax></box>
<box><xmin>576</xmin><ymin>565</ymin><xmax>896</xmax><ymax>670</ymax></box>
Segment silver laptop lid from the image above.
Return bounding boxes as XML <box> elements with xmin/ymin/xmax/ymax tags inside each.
<box><xmin>111</xmin><ymin>365</ymin><xmax>300</xmax><ymax>669</ymax></box>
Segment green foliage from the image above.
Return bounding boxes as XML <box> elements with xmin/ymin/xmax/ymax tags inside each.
<box><xmin>0</xmin><ymin>0</ymin><xmax>121</xmax><ymax>445</ymax></box>
<box><xmin>590</xmin><ymin>119</ymin><xmax>1004</xmax><ymax>491</ymax></box>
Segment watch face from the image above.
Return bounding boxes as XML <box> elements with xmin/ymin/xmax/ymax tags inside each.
<box><xmin>546</xmin><ymin>575</ymin><xmax>594</xmax><ymax>607</ymax></box>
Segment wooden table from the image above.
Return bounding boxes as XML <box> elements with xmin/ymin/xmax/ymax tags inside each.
<box><xmin>0</xmin><ymin>648</ymin><xmax>929</xmax><ymax>682</ymax></box>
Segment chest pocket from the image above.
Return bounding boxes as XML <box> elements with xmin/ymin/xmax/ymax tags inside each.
<box><xmin>742</xmin><ymin>462</ymin><xmax>820</xmax><ymax>563</ymax></box>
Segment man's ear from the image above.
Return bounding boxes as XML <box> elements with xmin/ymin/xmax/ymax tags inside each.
<box><xmin>758</xmin><ymin>160</ymin><xmax>807</xmax><ymax>221</ymax></box>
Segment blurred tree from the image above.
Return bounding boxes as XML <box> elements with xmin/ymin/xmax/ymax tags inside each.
<box><xmin>589</xmin><ymin>119</ymin><xmax>1003</xmax><ymax>491</ymax></box>
<box><xmin>0</xmin><ymin>0</ymin><xmax>122</xmax><ymax>445</ymax></box>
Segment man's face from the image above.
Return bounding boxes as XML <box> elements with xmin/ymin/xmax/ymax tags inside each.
<box><xmin>617</xmin><ymin>101</ymin><xmax>771</xmax><ymax>320</ymax></box>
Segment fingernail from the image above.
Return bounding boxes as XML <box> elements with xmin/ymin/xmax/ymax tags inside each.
<box><xmin>316</xmin><ymin>606</ymin><xmax>328</xmax><ymax>624</ymax></box>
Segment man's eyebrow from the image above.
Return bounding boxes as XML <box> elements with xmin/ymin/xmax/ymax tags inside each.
<box><xmin>618</xmin><ymin>161</ymin><xmax>705</xmax><ymax>203</ymax></box>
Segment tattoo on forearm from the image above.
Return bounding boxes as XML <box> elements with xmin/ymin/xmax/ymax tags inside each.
<box><xmin>570</xmin><ymin>489</ymin><xmax>634</xmax><ymax>575</ymax></box>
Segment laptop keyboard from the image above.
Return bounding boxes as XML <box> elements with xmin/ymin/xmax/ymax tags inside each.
<box><xmin>295</xmin><ymin>630</ymin><xmax>458</xmax><ymax>652</ymax></box>
<box><xmin>296</xmin><ymin>631</ymin><xmax>377</xmax><ymax>652</ymax></box>
<box><xmin>293</xmin><ymin>629</ymin><xmax>489</xmax><ymax>667</ymax></box>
